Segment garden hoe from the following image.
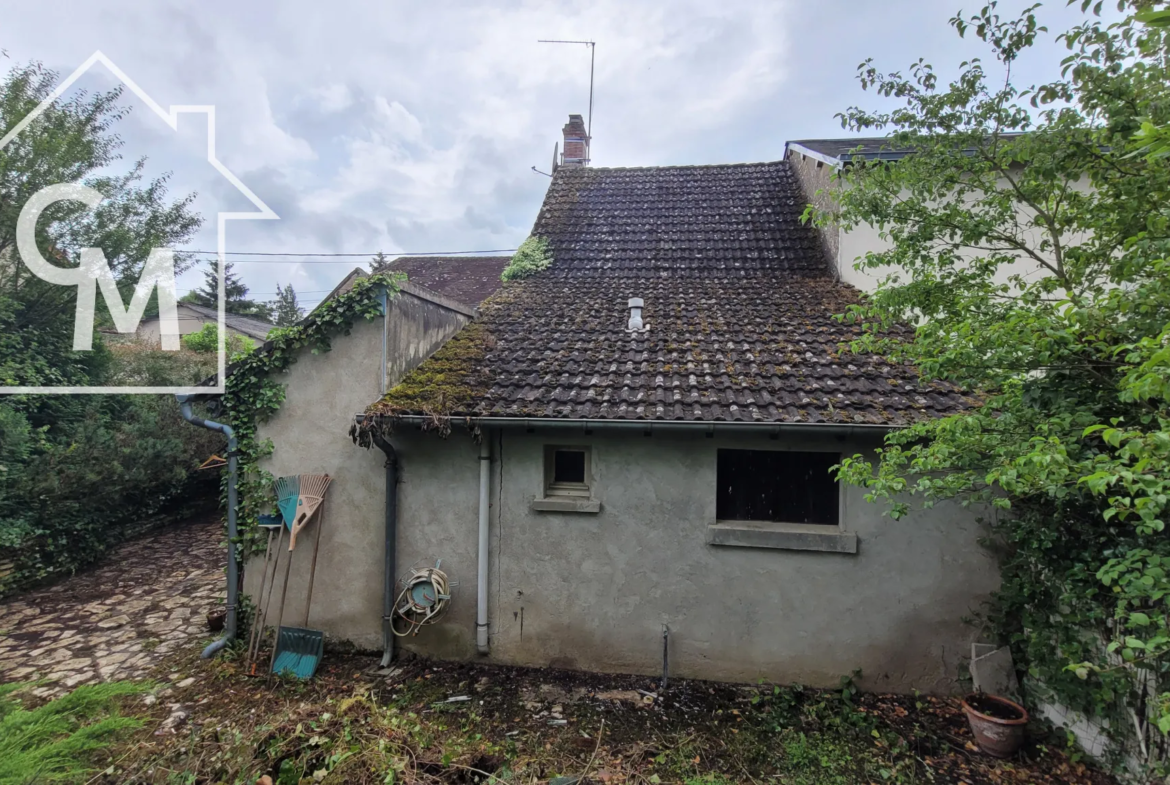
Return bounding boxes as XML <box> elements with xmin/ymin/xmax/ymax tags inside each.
<box><xmin>268</xmin><ymin>474</ymin><xmax>332</xmax><ymax>680</ymax></box>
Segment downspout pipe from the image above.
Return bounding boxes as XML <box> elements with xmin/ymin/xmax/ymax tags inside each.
<box><xmin>369</xmin><ymin>430</ymin><xmax>398</xmax><ymax>667</ymax></box>
<box><xmin>476</xmin><ymin>436</ymin><xmax>491</xmax><ymax>654</ymax></box>
<box><xmin>175</xmin><ymin>394</ymin><xmax>239</xmax><ymax>659</ymax></box>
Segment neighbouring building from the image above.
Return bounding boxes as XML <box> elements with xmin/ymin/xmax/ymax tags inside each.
<box><xmin>137</xmin><ymin>302</ymin><xmax>275</xmax><ymax>346</ymax></box>
<box><xmin>245</xmin><ymin>117</ymin><xmax>999</xmax><ymax>694</ymax></box>
<box><xmin>783</xmin><ymin>135</ymin><xmax>1064</xmax><ymax>292</ymax></box>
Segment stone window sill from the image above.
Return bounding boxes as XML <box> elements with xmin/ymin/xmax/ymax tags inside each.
<box><xmin>708</xmin><ymin>521</ymin><xmax>858</xmax><ymax>554</ymax></box>
<box><xmin>530</xmin><ymin>497</ymin><xmax>601</xmax><ymax>513</ymax></box>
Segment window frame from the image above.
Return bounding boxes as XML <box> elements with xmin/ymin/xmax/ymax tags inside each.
<box><xmin>531</xmin><ymin>444</ymin><xmax>600</xmax><ymax>513</ymax></box>
<box><xmin>714</xmin><ymin>447</ymin><xmax>844</xmax><ymax>527</ymax></box>
<box><xmin>709</xmin><ymin>446</ymin><xmax>857</xmax><ymax>554</ymax></box>
<box><xmin>545</xmin><ymin>446</ymin><xmax>591</xmax><ymax>498</ymax></box>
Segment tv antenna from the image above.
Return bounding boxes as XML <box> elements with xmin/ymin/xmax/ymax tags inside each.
<box><xmin>538</xmin><ymin>39</ymin><xmax>596</xmax><ymax>139</ymax></box>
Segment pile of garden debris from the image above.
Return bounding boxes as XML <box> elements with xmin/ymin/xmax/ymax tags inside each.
<box><xmin>101</xmin><ymin>652</ymin><xmax>1116</xmax><ymax>785</ymax></box>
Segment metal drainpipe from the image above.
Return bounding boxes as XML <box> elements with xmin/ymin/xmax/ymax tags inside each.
<box><xmin>476</xmin><ymin>436</ymin><xmax>491</xmax><ymax>654</ymax></box>
<box><xmin>369</xmin><ymin>430</ymin><xmax>398</xmax><ymax>667</ymax></box>
<box><xmin>176</xmin><ymin>394</ymin><xmax>239</xmax><ymax>658</ymax></box>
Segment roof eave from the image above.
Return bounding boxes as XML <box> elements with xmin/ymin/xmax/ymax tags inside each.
<box><xmin>783</xmin><ymin>142</ymin><xmax>844</xmax><ymax>168</ymax></box>
<box><xmin>359</xmin><ymin>412</ymin><xmax>902</xmax><ymax>435</ymax></box>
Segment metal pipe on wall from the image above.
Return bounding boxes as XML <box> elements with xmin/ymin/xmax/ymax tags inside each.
<box><xmin>176</xmin><ymin>395</ymin><xmax>239</xmax><ymax>658</ymax></box>
<box><xmin>476</xmin><ymin>436</ymin><xmax>491</xmax><ymax>654</ymax></box>
<box><xmin>369</xmin><ymin>430</ymin><xmax>399</xmax><ymax>667</ymax></box>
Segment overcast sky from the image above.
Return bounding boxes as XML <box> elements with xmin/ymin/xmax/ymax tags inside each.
<box><xmin>0</xmin><ymin>0</ymin><xmax>1096</xmax><ymax>311</ymax></box>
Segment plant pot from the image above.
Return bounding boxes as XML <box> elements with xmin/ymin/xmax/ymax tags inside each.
<box><xmin>206</xmin><ymin>610</ymin><xmax>226</xmax><ymax>632</ymax></box>
<box><xmin>961</xmin><ymin>693</ymin><xmax>1028</xmax><ymax>758</ymax></box>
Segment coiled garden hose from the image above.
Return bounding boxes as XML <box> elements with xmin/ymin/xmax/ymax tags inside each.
<box><xmin>392</xmin><ymin>565</ymin><xmax>451</xmax><ymax>637</ymax></box>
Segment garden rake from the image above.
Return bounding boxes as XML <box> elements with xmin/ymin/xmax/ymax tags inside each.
<box><xmin>269</xmin><ymin>474</ymin><xmax>333</xmax><ymax>680</ymax></box>
<box><xmin>287</xmin><ymin>474</ymin><xmax>331</xmax><ymax>552</ymax></box>
<box><xmin>273</xmin><ymin>475</ymin><xmax>301</xmax><ymax>532</ymax></box>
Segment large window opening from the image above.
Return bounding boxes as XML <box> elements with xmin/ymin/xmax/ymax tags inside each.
<box><xmin>716</xmin><ymin>449</ymin><xmax>840</xmax><ymax>525</ymax></box>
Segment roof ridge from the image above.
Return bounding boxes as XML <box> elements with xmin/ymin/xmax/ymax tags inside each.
<box><xmin>555</xmin><ymin>160</ymin><xmax>787</xmax><ymax>173</ymax></box>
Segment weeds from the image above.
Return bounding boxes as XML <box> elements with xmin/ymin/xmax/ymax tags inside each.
<box><xmin>104</xmin><ymin>656</ymin><xmax>1110</xmax><ymax>785</ymax></box>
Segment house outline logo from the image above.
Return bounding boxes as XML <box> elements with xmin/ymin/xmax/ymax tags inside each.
<box><xmin>0</xmin><ymin>50</ymin><xmax>278</xmax><ymax>396</ymax></box>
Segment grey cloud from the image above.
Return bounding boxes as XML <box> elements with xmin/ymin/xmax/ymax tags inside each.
<box><xmin>0</xmin><ymin>0</ymin><xmax>1103</xmax><ymax>297</ymax></box>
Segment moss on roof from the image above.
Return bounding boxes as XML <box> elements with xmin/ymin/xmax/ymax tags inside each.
<box><xmin>370</xmin><ymin>321</ymin><xmax>493</xmax><ymax>419</ymax></box>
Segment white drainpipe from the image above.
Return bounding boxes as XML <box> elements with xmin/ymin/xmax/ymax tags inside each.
<box><xmin>476</xmin><ymin>436</ymin><xmax>491</xmax><ymax>654</ymax></box>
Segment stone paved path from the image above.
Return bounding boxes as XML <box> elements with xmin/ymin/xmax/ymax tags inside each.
<box><xmin>0</xmin><ymin>515</ymin><xmax>225</xmax><ymax>698</ymax></box>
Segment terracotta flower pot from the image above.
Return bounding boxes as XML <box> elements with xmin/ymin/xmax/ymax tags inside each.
<box><xmin>961</xmin><ymin>693</ymin><xmax>1028</xmax><ymax>758</ymax></box>
<box><xmin>206</xmin><ymin>610</ymin><xmax>227</xmax><ymax>632</ymax></box>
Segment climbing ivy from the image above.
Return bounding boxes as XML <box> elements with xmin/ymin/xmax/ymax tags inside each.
<box><xmin>500</xmin><ymin>236</ymin><xmax>551</xmax><ymax>281</ymax></box>
<box><xmin>219</xmin><ymin>273</ymin><xmax>403</xmax><ymax>556</ymax></box>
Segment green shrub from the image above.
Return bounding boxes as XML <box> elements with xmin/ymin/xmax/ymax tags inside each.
<box><xmin>0</xmin><ymin>340</ymin><xmax>222</xmax><ymax>594</ymax></box>
<box><xmin>182</xmin><ymin>323</ymin><xmax>255</xmax><ymax>358</ymax></box>
<box><xmin>500</xmin><ymin>236</ymin><xmax>551</xmax><ymax>281</ymax></box>
<box><xmin>0</xmin><ymin>682</ymin><xmax>147</xmax><ymax>784</ymax></box>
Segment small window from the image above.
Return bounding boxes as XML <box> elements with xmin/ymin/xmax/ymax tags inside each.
<box><xmin>716</xmin><ymin>449</ymin><xmax>839</xmax><ymax>525</ymax></box>
<box><xmin>545</xmin><ymin>446</ymin><xmax>591</xmax><ymax>498</ymax></box>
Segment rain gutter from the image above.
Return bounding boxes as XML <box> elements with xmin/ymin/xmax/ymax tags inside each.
<box><xmin>370</xmin><ymin>414</ymin><xmax>900</xmax><ymax>438</ymax></box>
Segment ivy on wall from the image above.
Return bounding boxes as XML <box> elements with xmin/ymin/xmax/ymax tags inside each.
<box><xmin>218</xmin><ymin>273</ymin><xmax>403</xmax><ymax>556</ymax></box>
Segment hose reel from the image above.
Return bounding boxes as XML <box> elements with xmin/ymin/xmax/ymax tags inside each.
<box><xmin>392</xmin><ymin>561</ymin><xmax>453</xmax><ymax>637</ymax></box>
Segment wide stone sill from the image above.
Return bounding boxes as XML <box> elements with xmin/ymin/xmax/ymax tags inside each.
<box><xmin>708</xmin><ymin>521</ymin><xmax>858</xmax><ymax>554</ymax></box>
<box><xmin>530</xmin><ymin>497</ymin><xmax>601</xmax><ymax>513</ymax></box>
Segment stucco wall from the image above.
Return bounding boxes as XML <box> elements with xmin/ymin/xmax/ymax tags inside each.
<box><xmin>786</xmin><ymin>149</ymin><xmax>840</xmax><ymax>276</ymax></box>
<box><xmin>242</xmin><ymin>288</ymin><xmax>472</xmax><ymax>650</ymax></box>
<box><xmin>327</xmin><ymin>424</ymin><xmax>999</xmax><ymax>694</ymax></box>
<box><xmin>793</xmin><ymin>159</ymin><xmax>1090</xmax><ymax>294</ymax></box>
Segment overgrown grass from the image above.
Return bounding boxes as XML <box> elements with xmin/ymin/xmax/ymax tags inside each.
<box><xmin>0</xmin><ymin>682</ymin><xmax>148</xmax><ymax>784</ymax></box>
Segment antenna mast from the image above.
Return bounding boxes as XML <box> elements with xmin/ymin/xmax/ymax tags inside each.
<box><xmin>537</xmin><ymin>39</ymin><xmax>596</xmax><ymax>139</ymax></box>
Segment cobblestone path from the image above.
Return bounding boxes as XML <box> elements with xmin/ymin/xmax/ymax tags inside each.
<box><xmin>0</xmin><ymin>515</ymin><xmax>225</xmax><ymax>698</ymax></box>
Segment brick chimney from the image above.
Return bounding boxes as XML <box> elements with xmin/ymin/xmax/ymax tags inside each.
<box><xmin>560</xmin><ymin>114</ymin><xmax>590</xmax><ymax>167</ymax></box>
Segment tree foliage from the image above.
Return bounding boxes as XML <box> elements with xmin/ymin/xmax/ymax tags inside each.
<box><xmin>182</xmin><ymin>259</ymin><xmax>273</xmax><ymax>321</ymax></box>
<box><xmin>273</xmin><ymin>281</ymin><xmax>304</xmax><ymax>326</ymax></box>
<box><xmin>369</xmin><ymin>250</ymin><xmax>392</xmax><ymax>273</ymax></box>
<box><xmin>818</xmin><ymin>0</ymin><xmax>1170</xmax><ymax>767</ymax></box>
<box><xmin>0</xmin><ymin>56</ymin><xmax>217</xmax><ymax>591</ymax></box>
